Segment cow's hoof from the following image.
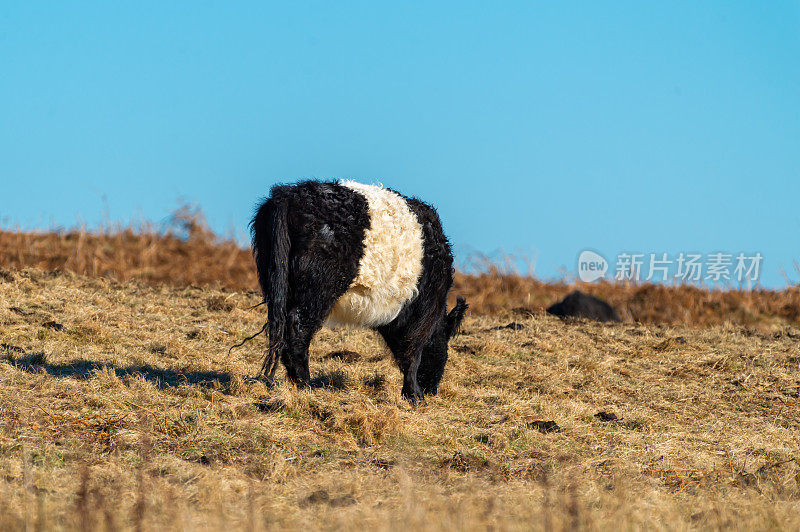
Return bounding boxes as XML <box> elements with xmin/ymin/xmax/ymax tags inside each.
<box><xmin>402</xmin><ymin>389</ymin><xmax>427</xmax><ymax>407</ymax></box>
<box><xmin>421</xmin><ymin>385</ymin><xmax>438</xmax><ymax>396</ymax></box>
<box><xmin>257</xmin><ymin>375</ymin><xmax>278</xmax><ymax>388</ymax></box>
<box><xmin>288</xmin><ymin>377</ymin><xmax>311</xmax><ymax>390</ymax></box>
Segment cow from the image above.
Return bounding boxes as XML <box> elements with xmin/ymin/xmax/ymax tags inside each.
<box><xmin>250</xmin><ymin>180</ymin><xmax>468</xmax><ymax>403</ymax></box>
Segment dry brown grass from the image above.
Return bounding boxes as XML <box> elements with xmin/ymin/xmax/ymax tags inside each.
<box><xmin>1</xmin><ymin>218</ymin><xmax>798</xmax><ymax>329</ymax></box>
<box><xmin>0</xmin><ymin>208</ymin><xmax>253</xmax><ymax>291</ymax></box>
<box><xmin>1</xmin><ymin>269</ymin><xmax>800</xmax><ymax>530</ymax></box>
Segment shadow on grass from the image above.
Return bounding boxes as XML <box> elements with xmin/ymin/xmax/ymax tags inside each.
<box><xmin>0</xmin><ymin>349</ymin><xmax>349</xmax><ymax>392</ymax></box>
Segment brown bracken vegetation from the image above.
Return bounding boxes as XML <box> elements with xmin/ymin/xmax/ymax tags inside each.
<box><xmin>1</xmin><ymin>209</ymin><xmax>798</xmax><ymax>328</ymax></box>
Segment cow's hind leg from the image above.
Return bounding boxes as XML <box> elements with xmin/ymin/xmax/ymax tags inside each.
<box><xmin>281</xmin><ymin>264</ymin><xmax>352</xmax><ymax>388</ymax></box>
<box><xmin>281</xmin><ymin>303</ymin><xmax>324</xmax><ymax>386</ymax></box>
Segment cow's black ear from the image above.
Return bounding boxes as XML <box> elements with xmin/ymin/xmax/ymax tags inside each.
<box><xmin>446</xmin><ymin>297</ymin><xmax>468</xmax><ymax>339</ymax></box>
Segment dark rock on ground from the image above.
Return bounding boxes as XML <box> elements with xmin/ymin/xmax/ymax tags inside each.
<box><xmin>595</xmin><ymin>411</ymin><xmax>620</xmax><ymax>422</ymax></box>
<box><xmin>492</xmin><ymin>322</ymin><xmax>526</xmax><ymax>331</ymax></box>
<box><xmin>527</xmin><ymin>420</ymin><xmax>561</xmax><ymax>434</ymax></box>
<box><xmin>547</xmin><ymin>291</ymin><xmax>620</xmax><ymax>322</ymax></box>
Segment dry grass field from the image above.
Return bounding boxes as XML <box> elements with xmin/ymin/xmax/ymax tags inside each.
<box><xmin>2</xmin><ymin>267</ymin><xmax>800</xmax><ymax>530</ymax></box>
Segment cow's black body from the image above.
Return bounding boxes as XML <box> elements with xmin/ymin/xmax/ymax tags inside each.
<box><xmin>251</xmin><ymin>180</ymin><xmax>466</xmax><ymax>403</ymax></box>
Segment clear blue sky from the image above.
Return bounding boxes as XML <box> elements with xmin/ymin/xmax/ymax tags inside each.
<box><xmin>2</xmin><ymin>2</ymin><xmax>798</xmax><ymax>287</ymax></box>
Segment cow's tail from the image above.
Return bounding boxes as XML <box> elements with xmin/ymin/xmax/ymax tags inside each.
<box><xmin>251</xmin><ymin>193</ymin><xmax>290</xmax><ymax>379</ymax></box>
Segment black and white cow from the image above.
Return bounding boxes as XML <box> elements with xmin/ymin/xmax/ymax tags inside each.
<box><xmin>251</xmin><ymin>180</ymin><xmax>467</xmax><ymax>403</ymax></box>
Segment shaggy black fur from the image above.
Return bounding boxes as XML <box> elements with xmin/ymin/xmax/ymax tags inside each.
<box><xmin>546</xmin><ymin>290</ymin><xmax>620</xmax><ymax>322</ymax></box>
<box><xmin>251</xmin><ymin>180</ymin><xmax>467</xmax><ymax>404</ymax></box>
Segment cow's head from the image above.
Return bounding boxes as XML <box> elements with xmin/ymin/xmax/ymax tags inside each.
<box><xmin>417</xmin><ymin>297</ymin><xmax>468</xmax><ymax>395</ymax></box>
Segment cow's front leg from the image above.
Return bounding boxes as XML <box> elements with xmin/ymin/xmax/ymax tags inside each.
<box><xmin>378</xmin><ymin>319</ymin><xmax>437</xmax><ymax>406</ymax></box>
<box><xmin>400</xmin><ymin>346</ymin><xmax>426</xmax><ymax>405</ymax></box>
